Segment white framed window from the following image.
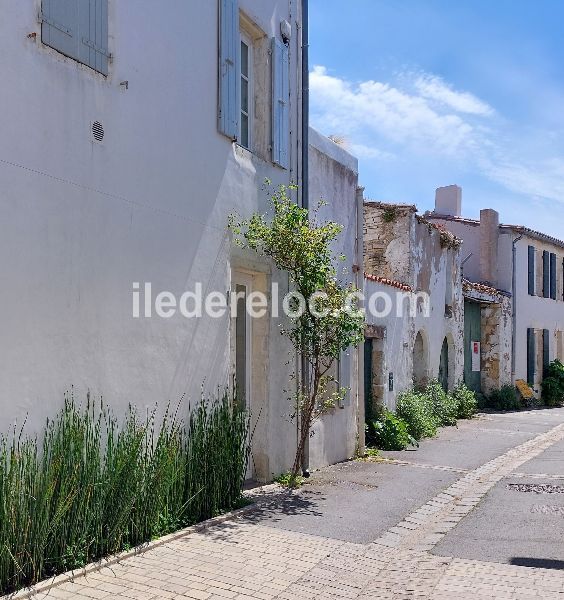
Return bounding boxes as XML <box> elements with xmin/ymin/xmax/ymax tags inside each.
<box><xmin>239</xmin><ymin>32</ymin><xmax>253</xmax><ymax>149</ymax></box>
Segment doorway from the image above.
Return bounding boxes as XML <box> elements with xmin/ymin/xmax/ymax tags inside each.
<box><xmin>438</xmin><ymin>337</ymin><xmax>449</xmax><ymax>391</ymax></box>
<box><xmin>231</xmin><ymin>272</ymin><xmax>253</xmax><ymax>479</ymax></box>
<box><xmin>464</xmin><ymin>300</ymin><xmax>482</xmax><ymax>393</ymax></box>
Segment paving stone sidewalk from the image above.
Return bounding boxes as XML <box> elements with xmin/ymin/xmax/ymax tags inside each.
<box><xmin>10</xmin><ymin>417</ymin><xmax>564</xmax><ymax>600</ymax></box>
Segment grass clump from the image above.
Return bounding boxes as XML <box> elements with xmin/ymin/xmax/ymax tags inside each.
<box><xmin>426</xmin><ymin>380</ymin><xmax>458</xmax><ymax>426</ymax></box>
<box><xmin>274</xmin><ymin>471</ymin><xmax>304</xmax><ymax>488</ymax></box>
<box><xmin>366</xmin><ymin>410</ymin><xmax>414</xmax><ymax>451</ymax></box>
<box><xmin>452</xmin><ymin>383</ymin><xmax>478</xmax><ymax>420</ymax></box>
<box><xmin>397</xmin><ymin>390</ymin><xmax>437</xmax><ymax>441</ymax></box>
<box><xmin>542</xmin><ymin>360</ymin><xmax>564</xmax><ymax>407</ymax></box>
<box><xmin>487</xmin><ymin>385</ymin><xmax>520</xmax><ymax>411</ymax></box>
<box><xmin>392</xmin><ymin>381</ymin><xmax>477</xmax><ymax>445</ymax></box>
<box><xmin>0</xmin><ymin>390</ymin><xmax>249</xmax><ymax>595</ymax></box>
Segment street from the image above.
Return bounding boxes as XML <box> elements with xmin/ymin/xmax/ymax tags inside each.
<box><xmin>17</xmin><ymin>408</ymin><xmax>564</xmax><ymax>600</ymax></box>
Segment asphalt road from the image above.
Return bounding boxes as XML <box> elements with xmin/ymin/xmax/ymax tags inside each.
<box><xmin>245</xmin><ymin>407</ymin><xmax>564</xmax><ymax>562</ymax></box>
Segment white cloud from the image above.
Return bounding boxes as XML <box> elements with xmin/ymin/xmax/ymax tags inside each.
<box><xmin>414</xmin><ymin>75</ymin><xmax>494</xmax><ymax>116</ymax></box>
<box><xmin>348</xmin><ymin>143</ymin><xmax>395</xmax><ymax>160</ymax></box>
<box><xmin>482</xmin><ymin>157</ymin><xmax>564</xmax><ymax>202</ymax></box>
<box><xmin>310</xmin><ymin>66</ymin><xmax>480</xmax><ymax>157</ymax></box>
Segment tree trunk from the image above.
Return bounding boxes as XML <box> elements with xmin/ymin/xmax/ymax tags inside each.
<box><xmin>290</xmin><ymin>366</ymin><xmax>321</xmax><ymax>483</ymax></box>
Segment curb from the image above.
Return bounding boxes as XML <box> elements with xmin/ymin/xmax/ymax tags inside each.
<box><xmin>6</xmin><ymin>483</ymin><xmax>282</xmax><ymax>599</ymax></box>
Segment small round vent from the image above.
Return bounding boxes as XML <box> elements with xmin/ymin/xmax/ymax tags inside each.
<box><xmin>92</xmin><ymin>121</ymin><xmax>104</xmax><ymax>142</ymax></box>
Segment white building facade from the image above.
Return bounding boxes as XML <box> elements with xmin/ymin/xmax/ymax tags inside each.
<box><xmin>0</xmin><ymin>1</ymin><xmax>363</xmax><ymax>480</ymax></box>
<box><xmin>427</xmin><ymin>186</ymin><xmax>564</xmax><ymax>396</ymax></box>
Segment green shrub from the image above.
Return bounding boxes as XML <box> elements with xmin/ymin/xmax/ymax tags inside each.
<box><xmin>0</xmin><ymin>391</ymin><xmax>249</xmax><ymax>595</ymax></box>
<box><xmin>366</xmin><ymin>411</ymin><xmax>413</xmax><ymax>451</ymax></box>
<box><xmin>543</xmin><ymin>360</ymin><xmax>564</xmax><ymax>407</ymax></box>
<box><xmin>452</xmin><ymin>383</ymin><xmax>478</xmax><ymax>419</ymax></box>
<box><xmin>488</xmin><ymin>385</ymin><xmax>520</xmax><ymax>411</ymax></box>
<box><xmin>397</xmin><ymin>390</ymin><xmax>437</xmax><ymax>440</ymax></box>
<box><xmin>425</xmin><ymin>380</ymin><xmax>458</xmax><ymax>426</ymax></box>
<box><xmin>274</xmin><ymin>471</ymin><xmax>304</xmax><ymax>488</ymax></box>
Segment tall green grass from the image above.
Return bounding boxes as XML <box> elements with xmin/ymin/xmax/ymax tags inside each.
<box><xmin>0</xmin><ymin>390</ymin><xmax>249</xmax><ymax>595</ymax></box>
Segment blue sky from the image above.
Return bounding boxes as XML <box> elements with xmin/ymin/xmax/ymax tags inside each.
<box><xmin>309</xmin><ymin>0</ymin><xmax>564</xmax><ymax>238</ymax></box>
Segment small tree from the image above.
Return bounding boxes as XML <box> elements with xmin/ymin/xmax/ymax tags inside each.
<box><xmin>229</xmin><ymin>184</ymin><xmax>364</xmax><ymax>484</ymax></box>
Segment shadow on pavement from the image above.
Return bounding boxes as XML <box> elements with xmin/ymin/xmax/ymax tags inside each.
<box><xmin>510</xmin><ymin>557</ymin><xmax>564</xmax><ymax>570</ymax></box>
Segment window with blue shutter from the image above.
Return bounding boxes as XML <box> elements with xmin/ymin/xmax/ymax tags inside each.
<box><xmin>543</xmin><ymin>251</ymin><xmax>550</xmax><ymax>298</ymax></box>
<box><xmin>41</xmin><ymin>0</ymin><xmax>109</xmax><ymax>76</ymax></box>
<box><xmin>527</xmin><ymin>246</ymin><xmax>535</xmax><ymax>296</ymax></box>
<box><xmin>272</xmin><ymin>38</ymin><xmax>289</xmax><ymax>169</ymax></box>
<box><xmin>527</xmin><ymin>328</ymin><xmax>536</xmax><ymax>385</ymax></box>
<box><xmin>218</xmin><ymin>0</ymin><xmax>239</xmax><ymax>140</ymax></box>
<box><xmin>550</xmin><ymin>253</ymin><xmax>557</xmax><ymax>300</ymax></box>
<box><xmin>543</xmin><ymin>329</ymin><xmax>550</xmax><ymax>377</ymax></box>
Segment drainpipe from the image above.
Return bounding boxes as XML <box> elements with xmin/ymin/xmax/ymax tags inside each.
<box><xmin>301</xmin><ymin>0</ymin><xmax>309</xmax><ymax>210</ymax></box>
<box><xmin>300</xmin><ymin>0</ymin><xmax>310</xmax><ymax>475</ymax></box>
<box><xmin>461</xmin><ymin>253</ymin><xmax>473</xmax><ymax>280</ymax></box>
<box><xmin>511</xmin><ymin>234</ymin><xmax>523</xmax><ymax>379</ymax></box>
<box><xmin>355</xmin><ymin>186</ymin><xmax>365</xmax><ymax>454</ymax></box>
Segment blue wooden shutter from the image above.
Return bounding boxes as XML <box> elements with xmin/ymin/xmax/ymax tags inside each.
<box><xmin>78</xmin><ymin>0</ymin><xmax>109</xmax><ymax>76</ymax></box>
<box><xmin>527</xmin><ymin>246</ymin><xmax>535</xmax><ymax>296</ymax></box>
<box><xmin>543</xmin><ymin>329</ymin><xmax>550</xmax><ymax>377</ymax></box>
<box><xmin>550</xmin><ymin>253</ymin><xmax>557</xmax><ymax>300</ymax></box>
<box><xmin>218</xmin><ymin>0</ymin><xmax>239</xmax><ymax>139</ymax></box>
<box><xmin>41</xmin><ymin>0</ymin><xmax>79</xmax><ymax>61</ymax></box>
<box><xmin>543</xmin><ymin>251</ymin><xmax>550</xmax><ymax>298</ymax></box>
<box><xmin>272</xmin><ymin>38</ymin><xmax>289</xmax><ymax>169</ymax></box>
<box><xmin>527</xmin><ymin>329</ymin><xmax>536</xmax><ymax>385</ymax></box>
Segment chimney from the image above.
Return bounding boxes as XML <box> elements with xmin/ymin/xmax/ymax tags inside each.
<box><xmin>479</xmin><ymin>209</ymin><xmax>499</xmax><ymax>286</ymax></box>
<box><xmin>434</xmin><ymin>185</ymin><xmax>462</xmax><ymax>216</ymax></box>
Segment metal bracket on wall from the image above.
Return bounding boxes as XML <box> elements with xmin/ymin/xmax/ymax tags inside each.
<box><xmin>82</xmin><ymin>37</ymin><xmax>112</xmax><ymax>59</ymax></box>
<box><xmin>39</xmin><ymin>13</ymin><xmax>72</xmax><ymax>36</ymax></box>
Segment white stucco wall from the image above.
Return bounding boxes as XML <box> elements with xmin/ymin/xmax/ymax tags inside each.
<box><xmin>513</xmin><ymin>236</ymin><xmax>564</xmax><ymax>389</ymax></box>
<box><xmin>307</xmin><ymin>129</ymin><xmax>362</xmax><ymax>469</ymax></box>
<box><xmin>0</xmin><ymin>3</ymin><xmax>366</xmax><ymax>482</ymax></box>
<box><xmin>429</xmin><ymin>214</ymin><xmax>564</xmax><ymax>390</ymax></box>
<box><xmin>0</xmin><ymin>1</ymin><xmax>307</xmax><ymax>481</ymax></box>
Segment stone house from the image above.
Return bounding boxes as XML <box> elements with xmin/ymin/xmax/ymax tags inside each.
<box><xmin>363</xmin><ymin>200</ymin><xmax>464</xmax><ymax>414</ymax></box>
<box><xmin>427</xmin><ymin>185</ymin><xmax>564</xmax><ymax>397</ymax></box>
<box><xmin>0</xmin><ymin>1</ymin><xmax>363</xmax><ymax>481</ymax></box>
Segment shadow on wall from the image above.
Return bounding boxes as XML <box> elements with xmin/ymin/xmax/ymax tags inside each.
<box><xmin>413</xmin><ymin>330</ymin><xmax>429</xmax><ymax>388</ymax></box>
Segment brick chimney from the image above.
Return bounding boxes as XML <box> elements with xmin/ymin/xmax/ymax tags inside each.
<box><xmin>434</xmin><ymin>185</ymin><xmax>462</xmax><ymax>216</ymax></box>
<box><xmin>479</xmin><ymin>208</ymin><xmax>499</xmax><ymax>286</ymax></box>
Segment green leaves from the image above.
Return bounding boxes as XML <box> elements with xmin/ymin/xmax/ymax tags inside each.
<box><xmin>229</xmin><ymin>184</ymin><xmax>364</xmax><ymax>482</ymax></box>
<box><xmin>228</xmin><ymin>184</ymin><xmax>364</xmax><ymax>367</ymax></box>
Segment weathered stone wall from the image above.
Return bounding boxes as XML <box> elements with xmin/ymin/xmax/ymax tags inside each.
<box><xmin>364</xmin><ymin>202</ymin><xmax>415</xmax><ymax>286</ymax></box>
<box><xmin>481</xmin><ymin>296</ymin><xmax>513</xmax><ymax>394</ymax></box>
<box><xmin>364</xmin><ymin>203</ymin><xmax>465</xmax><ymax>410</ymax></box>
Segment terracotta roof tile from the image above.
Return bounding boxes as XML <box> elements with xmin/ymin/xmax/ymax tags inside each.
<box><xmin>365</xmin><ymin>273</ymin><xmax>413</xmax><ymax>292</ymax></box>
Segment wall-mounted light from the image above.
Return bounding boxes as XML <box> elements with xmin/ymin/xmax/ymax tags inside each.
<box><xmin>280</xmin><ymin>20</ymin><xmax>291</xmax><ymax>44</ymax></box>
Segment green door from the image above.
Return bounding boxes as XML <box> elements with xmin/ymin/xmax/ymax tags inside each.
<box><xmin>464</xmin><ymin>300</ymin><xmax>481</xmax><ymax>393</ymax></box>
<box><xmin>438</xmin><ymin>338</ymin><xmax>449</xmax><ymax>391</ymax></box>
<box><xmin>364</xmin><ymin>338</ymin><xmax>374</xmax><ymax>420</ymax></box>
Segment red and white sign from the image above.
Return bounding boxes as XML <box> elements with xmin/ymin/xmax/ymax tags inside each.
<box><xmin>471</xmin><ymin>341</ymin><xmax>481</xmax><ymax>372</ymax></box>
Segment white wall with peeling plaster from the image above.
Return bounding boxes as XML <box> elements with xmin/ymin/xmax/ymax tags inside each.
<box><xmin>364</xmin><ymin>205</ymin><xmax>464</xmax><ymax>412</ymax></box>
